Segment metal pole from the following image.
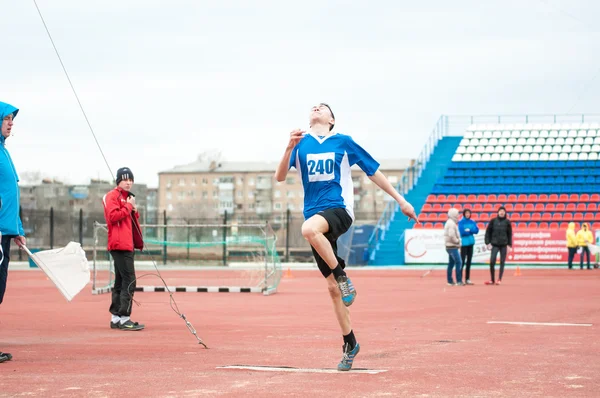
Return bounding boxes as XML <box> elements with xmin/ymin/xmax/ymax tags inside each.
<box><xmin>163</xmin><ymin>210</ymin><xmax>167</xmax><ymax>265</ymax></box>
<box><xmin>50</xmin><ymin>207</ymin><xmax>54</xmax><ymax>249</ymax></box>
<box><xmin>79</xmin><ymin>208</ymin><xmax>84</xmax><ymax>245</ymax></box>
<box><xmin>187</xmin><ymin>220</ymin><xmax>191</xmax><ymax>261</ymax></box>
<box><xmin>222</xmin><ymin>210</ymin><xmax>228</xmax><ymax>266</ymax></box>
<box><xmin>263</xmin><ymin>221</ymin><xmax>269</xmax><ymax>292</ymax></box>
<box><xmin>285</xmin><ymin>209</ymin><xmax>290</xmax><ymax>263</ymax></box>
<box><xmin>18</xmin><ymin>206</ymin><xmax>23</xmax><ymax>261</ymax></box>
<box><xmin>93</xmin><ymin>222</ymin><xmax>97</xmax><ymax>291</ymax></box>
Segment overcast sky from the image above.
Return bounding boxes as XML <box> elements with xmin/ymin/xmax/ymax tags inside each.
<box><xmin>3</xmin><ymin>0</ymin><xmax>599</xmax><ymax>187</ymax></box>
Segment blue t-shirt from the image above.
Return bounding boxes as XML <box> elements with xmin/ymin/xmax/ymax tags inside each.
<box><xmin>289</xmin><ymin>132</ymin><xmax>379</xmax><ymax>220</ymax></box>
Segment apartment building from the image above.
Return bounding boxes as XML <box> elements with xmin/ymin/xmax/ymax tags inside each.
<box><xmin>158</xmin><ymin>157</ymin><xmax>413</xmax><ymax>223</ymax></box>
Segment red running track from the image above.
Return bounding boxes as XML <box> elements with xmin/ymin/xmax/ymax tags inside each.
<box><xmin>1</xmin><ymin>268</ymin><xmax>599</xmax><ymax>397</ymax></box>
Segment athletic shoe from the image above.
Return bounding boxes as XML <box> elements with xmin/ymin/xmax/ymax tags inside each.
<box><xmin>110</xmin><ymin>322</ymin><xmax>120</xmax><ymax>329</ymax></box>
<box><xmin>495</xmin><ymin>280</ymin><xmax>502</xmax><ymax>285</ymax></box>
<box><xmin>465</xmin><ymin>280</ymin><xmax>474</xmax><ymax>285</ymax></box>
<box><xmin>0</xmin><ymin>352</ymin><xmax>12</xmax><ymax>363</ymax></box>
<box><xmin>456</xmin><ymin>282</ymin><xmax>464</xmax><ymax>286</ymax></box>
<box><xmin>338</xmin><ymin>343</ymin><xmax>360</xmax><ymax>371</ymax></box>
<box><xmin>337</xmin><ymin>275</ymin><xmax>357</xmax><ymax>307</ymax></box>
<box><xmin>484</xmin><ymin>280</ymin><xmax>495</xmax><ymax>285</ymax></box>
<box><xmin>119</xmin><ymin>320</ymin><xmax>145</xmax><ymax>331</ymax></box>
<box><xmin>447</xmin><ymin>282</ymin><xmax>456</xmax><ymax>286</ymax></box>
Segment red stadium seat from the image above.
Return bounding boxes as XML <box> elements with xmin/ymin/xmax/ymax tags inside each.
<box><xmin>477</xmin><ymin>222</ymin><xmax>485</xmax><ymax>229</ymax></box>
<box><xmin>442</xmin><ymin>203</ymin><xmax>452</xmax><ymax>211</ymax></box>
<box><xmin>497</xmin><ymin>194</ymin><xmax>508</xmax><ymax>203</ymax></box>
<box><xmin>528</xmin><ymin>194</ymin><xmax>538</xmax><ymax>202</ymax></box>
<box><xmin>413</xmin><ymin>223</ymin><xmax>423</xmax><ymax>229</ymax></box>
<box><xmin>527</xmin><ymin>222</ymin><xmax>538</xmax><ymax>229</ymax></box>
<box><xmin>538</xmin><ymin>194</ymin><xmax>549</xmax><ymax>202</ymax></box>
<box><xmin>576</xmin><ymin>203</ymin><xmax>586</xmax><ymax>211</ymax></box>
<box><xmin>549</xmin><ymin>222</ymin><xmax>559</xmax><ymax>229</ymax></box>
<box><xmin>546</xmin><ymin>203</ymin><xmax>556</xmax><ymax>211</ymax></box>
<box><xmin>507</xmin><ymin>194</ymin><xmax>518</xmax><ymax>203</ymax></box>
<box><xmin>515</xmin><ymin>203</ymin><xmax>525</xmax><ymax>211</ymax></box>
<box><xmin>422</xmin><ymin>203</ymin><xmax>433</xmax><ymax>212</ymax></box>
<box><xmin>476</xmin><ymin>194</ymin><xmax>487</xmax><ymax>203</ymax></box>
<box><xmin>569</xmin><ymin>194</ymin><xmax>579</xmax><ymax>202</ymax></box>
<box><xmin>483</xmin><ymin>203</ymin><xmax>494</xmax><ymax>212</ymax></box>
<box><xmin>552</xmin><ymin>213</ymin><xmax>563</xmax><ymax>221</ymax></box>
<box><xmin>457</xmin><ymin>194</ymin><xmax>467</xmax><ymax>203</ymax></box>
<box><xmin>556</xmin><ymin>203</ymin><xmax>566</xmax><ymax>211</ymax></box>
<box><xmin>591</xmin><ymin>194</ymin><xmax>600</xmax><ymax>202</ymax></box>
<box><xmin>516</xmin><ymin>222</ymin><xmax>528</xmax><ymax>229</ymax></box>
<box><xmin>549</xmin><ymin>194</ymin><xmax>559</xmax><ymax>202</ymax></box>
<box><xmin>517</xmin><ymin>194</ymin><xmax>528</xmax><ymax>202</ymax></box>
<box><xmin>542</xmin><ymin>213</ymin><xmax>553</xmax><ymax>221</ymax></box>
<box><xmin>426</xmin><ymin>195</ymin><xmax>437</xmax><ymax>203</ymax></box>
<box><xmin>559</xmin><ymin>222</ymin><xmax>569</xmax><ymax>229</ymax></box>
<box><xmin>584</xmin><ymin>213</ymin><xmax>594</xmax><ymax>222</ymax></box>
<box><xmin>574</xmin><ymin>213</ymin><xmax>584</xmax><ymax>221</ymax></box>
<box><xmin>511</xmin><ymin>213</ymin><xmax>521</xmax><ymax>221</ymax></box>
<box><xmin>473</xmin><ymin>204</ymin><xmax>483</xmax><ymax>211</ymax></box>
<box><xmin>470</xmin><ymin>213</ymin><xmax>480</xmax><ymax>221</ymax></box>
<box><xmin>588</xmin><ymin>203</ymin><xmax>598</xmax><ymax>211</ymax></box>
<box><xmin>438</xmin><ymin>214</ymin><xmax>448</xmax><ymax>222</ymax></box>
<box><xmin>539</xmin><ymin>222</ymin><xmax>549</xmax><ymax>229</ymax></box>
<box><xmin>593</xmin><ymin>223</ymin><xmax>600</xmax><ymax>230</ymax></box>
<box><xmin>535</xmin><ymin>203</ymin><xmax>545</xmax><ymax>212</ymax></box>
<box><xmin>595</xmin><ymin>213</ymin><xmax>600</xmax><ymax>221</ymax></box>
<box><xmin>559</xmin><ymin>194</ymin><xmax>569</xmax><ymax>202</ymax></box>
<box><xmin>433</xmin><ymin>223</ymin><xmax>444</xmax><ymax>229</ymax></box>
<box><xmin>453</xmin><ymin>203</ymin><xmax>463</xmax><ymax>211</ymax></box>
<box><xmin>532</xmin><ymin>213</ymin><xmax>542</xmax><ymax>221</ymax></box>
<box><xmin>466</xmin><ymin>194</ymin><xmax>477</xmax><ymax>203</ymax></box>
<box><xmin>566</xmin><ymin>203</ymin><xmax>576</xmax><ymax>211</ymax></box>
<box><xmin>418</xmin><ymin>214</ymin><xmax>428</xmax><ymax>222</ymax></box>
<box><xmin>580</xmin><ymin>194</ymin><xmax>590</xmax><ymax>202</ymax></box>
<box><xmin>563</xmin><ymin>213</ymin><xmax>573</xmax><ymax>221</ymax></box>
<box><xmin>521</xmin><ymin>213</ymin><xmax>531</xmax><ymax>221</ymax></box>
<box><xmin>433</xmin><ymin>204</ymin><xmax>442</xmax><ymax>211</ymax></box>
<box><xmin>505</xmin><ymin>203</ymin><xmax>514</xmax><ymax>211</ymax></box>
<box><xmin>436</xmin><ymin>195</ymin><xmax>447</xmax><ymax>203</ymax></box>
<box><xmin>447</xmin><ymin>194</ymin><xmax>457</xmax><ymax>202</ymax></box>
<box><xmin>525</xmin><ymin>203</ymin><xmax>534</xmax><ymax>212</ymax></box>
<box><xmin>480</xmin><ymin>213</ymin><xmax>491</xmax><ymax>222</ymax></box>
<box><xmin>424</xmin><ymin>222</ymin><xmax>434</xmax><ymax>229</ymax></box>
<box><xmin>488</xmin><ymin>194</ymin><xmax>497</xmax><ymax>203</ymax></box>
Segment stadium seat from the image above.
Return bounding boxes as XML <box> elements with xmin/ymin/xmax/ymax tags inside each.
<box><xmin>532</xmin><ymin>213</ymin><xmax>542</xmax><ymax>221</ymax></box>
<box><xmin>584</xmin><ymin>213</ymin><xmax>594</xmax><ymax>222</ymax></box>
<box><xmin>563</xmin><ymin>213</ymin><xmax>573</xmax><ymax>221</ymax></box>
<box><xmin>515</xmin><ymin>204</ymin><xmax>525</xmax><ymax>211</ymax></box>
<box><xmin>511</xmin><ymin>214</ymin><xmax>521</xmax><ymax>221</ymax></box>
<box><xmin>588</xmin><ymin>203</ymin><xmax>597</xmax><ymax>211</ymax></box>
<box><xmin>423</xmin><ymin>222</ymin><xmax>434</xmax><ymax>229</ymax></box>
<box><xmin>433</xmin><ymin>223</ymin><xmax>443</xmax><ymax>229</ymax></box>
<box><xmin>552</xmin><ymin>213</ymin><xmax>563</xmax><ymax>221</ymax></box>
<box><xmin>521</xmin><ymin>213</ymin><xmax>531</xmax><ymax>221</ymax></box>
<box><xmin>566</xmin><ymin>203</ymin><xmax>576</xmax><ymax>211</ymax></box>
<box><xmin>580</xmin><ymin>193</ymin><xmax>590</xmax><ymax>202</ymax></box>
<box><xmin>538</xmin><ymin>194</ymin><xmax>549</xmax><ymax>202</ymax></box>
<box><xmin>413</xmin><ymin>223</ymin><xmax>423</xmax><ymax>229</ymax></box>
<box><xmin>549</xmin><ymin>222</ymin><xmax>559</xmax><ymax>229</ymax></box>
<box><xmin>574</xmin><ymin>213</ymin><xmax>584</xmax><ymax>221</ymax></box>
<box><xmin>539</xmin><ymin>222</ymin><xmax>549</xmax><ymax>229</ymax></box>
<box><xmin>527</xmin><ymin>222</ymin><xmax>538</xmax><ymax>229</ymax></box>
<box><xmin>546</xmin><ymin>203</ymin><xmax>555</xmax><ymax>211</ymax></box>
<box><xmin>542</xmin><ymin>213</ymin><xmax>552</xmax><ymax>221</ymax></box>
<box><xmin>422</xmin><ymin>204</ymin><xmax>433</xmax><ymax>212</ymax></box>
<box><xmin>505</xmin><ymin>204</ymin><xmax>514</xmax><ymax>211</ymax></box>
<box><xmin>525</xmin><ymin>203</ymin><xmax>535</xmax><ymax>212</ymax></box>
<box><xmin>535</xmin><ymin>203</ymin><xmax>545</xmax><ymax>212</ymax></box>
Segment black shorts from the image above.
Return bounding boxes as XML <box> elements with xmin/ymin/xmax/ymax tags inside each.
<box><xmin>310</xmin><ymin>208</ymin><xmax>353</xmax><ymax>278</ymax></box>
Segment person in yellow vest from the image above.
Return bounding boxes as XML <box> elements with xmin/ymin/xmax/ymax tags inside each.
<box><xmin>576</xmin><ymin>223</ymin><xmax>594</xmax><ymax>270</ymax></box>
<box><xmin>566</xmin><ymin>222</ymin><xmax>578</xmax><ymax>270</ymax></box>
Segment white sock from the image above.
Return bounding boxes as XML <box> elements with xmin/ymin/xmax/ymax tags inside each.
<box><xmin>111</xmin><ymin>315</ymin><xmax>120</xmax><ymax>324</ymax></box>
<box><xmin>120</xmin><ymin>316</ymin><xmax>130</xmax><ymax>325</ymax></box>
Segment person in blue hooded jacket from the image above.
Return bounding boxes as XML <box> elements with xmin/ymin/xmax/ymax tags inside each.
<box><xmin>0</xmin><ymin>101</ymin><xmax>26</xmax><ymax>363</ymax></box>
<box><xmin>458</xmin><ymin>208</ymin><xmax>478</xmax><ymax>285</ymax></box>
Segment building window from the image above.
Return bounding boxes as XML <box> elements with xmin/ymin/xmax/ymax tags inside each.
<box><xmin>202</xmin><ymin>177</ymin><xmax>208</xmax><ymax>185</ymax></box>
<box><xmin>202</xmin><ymin>191</ymin><xmax>208</xmax><ymax>199</ymax></box>
<box><xmin>248</xmin><ymin>178</ymin><xmax>255</xmax><ymax>186</ymax></box>
<box><xmin>237</xmin><ymin>177</ymin><xmax>244</xmax><ymax>185</ymax></box>
<box><xmin>166</xmin><ymin>192</ymin><xmax>172</xmax><ymax>200</ymax></box>
<box><xmin>274</xmin><ymin>203</ymin><xmax>282</xmax><ymax>210</ymax></box>
<box><xmin>288</xmin><ymin>204</ymin><xmax>295</xmax><ymax>211</ymax></box>
<box><xmin>179</xmin><ymin>178</ymin><xmax>185</xmax><ymax>186</ymax></box>
<box><xmin>237</xmin><ymin>191</ymin><xmax>243</xmax><ymax>198</ymax></box>
<box><xmin>167</xmin><ymin>204</ymin><xmax>173</xmax><ymax>212</ymax></box>
<box><xmin>213</xmin><ymin>191</ymin><xmax>218</xmax><ymax>198</ymax></box>
<box><xmin>178</xmin><ymin>192</ymin><xmax>185</xmax><ymax>200</ymax></box>
<box><xmin>248</xmin><ymin>203</ymin><xmax>255</xmax><ymax>209</ymax></box>
<box><xmin>191</xmin><ymin>178</ymin><xmax>196</xmax><ymax>186</ymax></box>
<box><xmin>248</xmin><ymin>191</ymin><xmax>254</xmax><ymax>199</ymax></box>
<box><xmin>287</xmin><ymin>191</ymin><xmax>295</xmax><ymax>198</ymax></box>
<box><xmin>274</xmin><ymin>216</ymin><xmax>282</xmax><ymax>223</ymax></box>
<box><xmin>274</xmin><ymin>190</ymin><xmax>281</xmax><ymax>198</ymax></box>
<box><xmin>286</xmin><ymin>177</ymin><xmax>295</xmax><ymax>185</ymax></box>
<box><xmin>188</xmin><ymin>191</ymin><xmax>195</xmax><ymax>198</ymax></box>
<box><xmin>166</xmin><ymin>180</ymin><xmax>172</xmax><ymax>188</ymax></box>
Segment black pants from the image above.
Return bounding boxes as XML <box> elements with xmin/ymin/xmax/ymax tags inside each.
<box><xmin>461</xmin><ymin>245</ymin><xmax>474</xmax><ymax>280</ymax></box>
<box><xmin>580</xmin><ymin>246</ymin><xmax>591</xmax><ymax>269</ymax></box>
<box><xmin>567</xmin><ymin>247</ymin><xmax>577</xmax><ymax>269</ymax></box>
<box><xmin>0</xmin><ymin>235</ymin><xmax>15</xmax><ymax>305</ymax></box>
<box><xmin>109</xmin><ymin>250</ymin><xmax>136</xmax><ymax>317</ymax></box>
<box><xmin>489</xmin><ymin>245</ymin><xmax>507</xmax><ymax>282</ymax></box>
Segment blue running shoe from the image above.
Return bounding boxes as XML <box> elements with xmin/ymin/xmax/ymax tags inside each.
<box><xmin>336</xmin><ymin>275</ymin><xmax>357</xmax><ymax>307</ymax></box>
<box><xmin>337</xmin><ymin>343</ymin><xmax>360</xmax><ymax>371</ymax></box>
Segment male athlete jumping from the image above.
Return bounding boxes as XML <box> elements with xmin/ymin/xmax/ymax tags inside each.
<box><xmin>275</xmin><ymin>103</ymin><xmax>418</xmax><ymax>371</ymax></box>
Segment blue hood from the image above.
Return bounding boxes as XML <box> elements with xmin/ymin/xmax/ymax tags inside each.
<box><xmin>0</xmin><ymin>101</ymin><xmax>24</xmax><ymax>236</ymax></box>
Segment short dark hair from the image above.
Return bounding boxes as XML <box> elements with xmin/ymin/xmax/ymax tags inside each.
<box><xmin>320</xmin><ymin>103</ymin><xmax>335</xmax><ymax>131</ymax></box>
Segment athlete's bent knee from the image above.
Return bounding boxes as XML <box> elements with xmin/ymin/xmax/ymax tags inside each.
<box><xmin>328</xmin><ymin>281</ymin><xmax>340</xmax><ymax>299</ymax></box>
<box><xmin>301</xmin><ymin>223</ymin><xmax>319</xmax><ymax>242</ymax></box>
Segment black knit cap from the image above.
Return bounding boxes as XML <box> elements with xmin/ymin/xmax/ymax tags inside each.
<box><xmin>463</xmin><ymin>208</ymin><xmax>471</xmax><ymax>216</ymax></box>
<box><xmin>116</xmin><ymin>167</ymin><xmax>134</xmax><ymax>185</ymax></box>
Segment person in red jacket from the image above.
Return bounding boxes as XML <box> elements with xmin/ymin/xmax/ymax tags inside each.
<box><xmin>103</xmin><ymin>167</ymin><xmax>145</xmax><ymax>331</ymax></box>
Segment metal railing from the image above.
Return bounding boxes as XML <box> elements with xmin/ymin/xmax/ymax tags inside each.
<box><xmin>366</xmin><ymin>112</ymin><xmax>600</xmax><ymax>264</ymax></box>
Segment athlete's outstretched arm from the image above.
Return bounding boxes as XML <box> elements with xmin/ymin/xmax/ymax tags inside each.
<box><xmin>274</xmin><ymin>129</ymin><xmax>304</xmax><ymax>182</ymax></box>
<box><xmin>368</xmin><ymin>170</ymin><xmax>419</xmax><ymax>222</ymax></box>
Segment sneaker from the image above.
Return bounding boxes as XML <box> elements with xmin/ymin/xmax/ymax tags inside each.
<box><xmin>465</xmin><ymin>280</ymin><xmax>474</xmax><ymax>285</ymax></box>
<box><xmin>495</xmin><ymin>280</ymin><xmax>502</xmax><ymax>285</ymax></box>
<box><xmin>119</xmin><ymin>320</ymin><xmax>145</xmax><ymax>331</ymax></box>
<box><xmin>337</xmin><ymin>275</ymin><xmax>357</xmax><ymax>307</ymax></box>
<box><xmin>484</xmin><ymin>280</ymin><xmax>495</xmax><ymax>285</ymax></box>
<box><xmin>0</xmin><ymin>352</ymin><xmax>12</xmax><ymax>363</ymax></box>
<box><xmin>447</xmin><ymin>282</ymin><xmax>456</xmax><ymax>286</ymax></box>
<box><xmin>338</xmin><ymin>343</ymin><xmax>360</xmax><ymax>371</ymax></box>
<box><xmin>456</xmin><ymin>282</ymin><xmax>464</xmax><ymax>286</ymax></box>
<box><xmin>110</xmin><ymin>322</ymin><xmax>120</xmax><ymax>329</ymax></box>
